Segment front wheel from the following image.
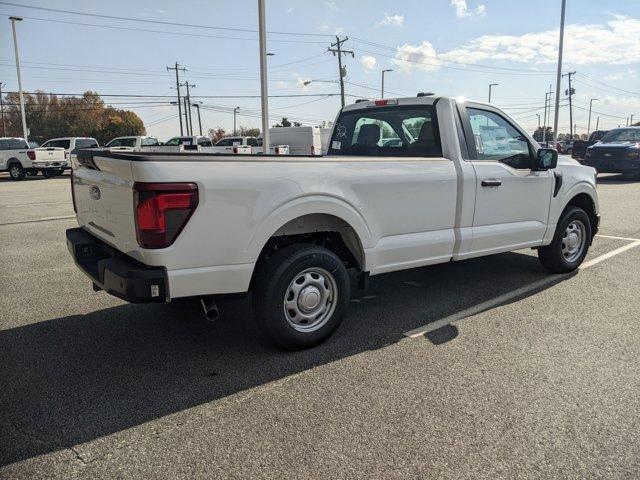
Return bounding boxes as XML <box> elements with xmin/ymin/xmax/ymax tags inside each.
<box><xmin>252</xmin><ymin>244</ymin><xmax>351</xmax><ymax>350</ymax></box>
<box><xmin>538</xmin><ymin>206</ymin><xmax>591</xmax><ymax>273</ymax></box>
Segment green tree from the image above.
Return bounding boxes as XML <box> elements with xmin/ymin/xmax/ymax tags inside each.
<box><xmin>237</xmin><ymin>126</ymin><xmax>261</xmax><ymax>137</ymax></box>
<box><xmin>273</xmin><ymin>117</ymin><xmax>292</xmax><ymax>127</ymax></box>
<box><xmin>532</xmin><ymin>126</ymin><xmax>553</xmax><ymax>142</ymax></box>
<box><xmin>1</xmin><ymin>90</ymin><xmax>145</xmax><ymax>144</ymax></box>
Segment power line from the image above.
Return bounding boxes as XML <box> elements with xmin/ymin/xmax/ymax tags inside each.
<box><xmin>3</xmin><ymin>90</ymin><xmax>349</xmax><ymax>99</ymax></box>
<box><xmin>0</xmin><ymin>3</ymin><xmax>331</xmax><ymax>37</ymax></box>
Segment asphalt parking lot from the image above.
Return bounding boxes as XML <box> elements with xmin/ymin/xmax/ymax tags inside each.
<box><xmin>1</xmin><ymin>171</ymin><xmax>639</xmax><ymax>479</ymax></box>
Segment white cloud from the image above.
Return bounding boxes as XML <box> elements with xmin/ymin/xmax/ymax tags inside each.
<box><xmin>392</xmin><ymin>41</ymin><xmax>440</xmax><ymax>74</ymax></box>
<box><xmin>324</xmin><ymin>1</ymin><xmax>339</xmax><ymax>11</ymax></box>
<box><xmin>317</xmin><ymin>21</ymin><xmax>343</xmax><ymax>35</ymax></box>
<box><xmin>286</xmin><ymin>7</ymin><xmax>293</xmax><ymax>14</ymax></box>
<box><xmin>361</xmin><ymin>55</ymin><xmax>377</xmax><ymax>71</ymax></box>
<box><xmin>276</xmin><ymin>81</ymin><xmax>289</xmax><ymax>89</ymax></box>
<box><xmin>441</xmin><ymin>16</ymin><xmax>640</xmax><ymax>65</ymax></box>
<box><xmin>377</xmin><ymin>13</ymin><xmax>404</xmax><ymax>27</ymax></box>
<box><xmin>451</xmin><ymin>0</ymin><xmax>486</xmax><ymax>18</ymax></box>
<box><xmin>394</xmin><ymin>15</ymin><xmax>640</xmax><ymax>74</ymax></box>
<box><xmin>292</xmin><ymin>72</ymin><xmax>311</xmax><ymax>90</ymax></box>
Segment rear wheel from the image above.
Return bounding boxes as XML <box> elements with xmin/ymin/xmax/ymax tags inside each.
<box><xmin>8</xmin><ymin>163</ymin><xmax>25</xmax><ymax>181</ymax></box>
<box><xmin>538</xmin><ymin>206</ymin><xmax>591</xmax><ymax>273</ymax></box>
<box><xmin>252</xmin><ymin>244</ymin><xmax>350</xmax><ymax>350</ymax></box>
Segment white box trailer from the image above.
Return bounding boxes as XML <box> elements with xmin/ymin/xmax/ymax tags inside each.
<box><xmin>267</xmin><ymin>126</ymin><xmax>323</xmax><ymax>156</ymax></box>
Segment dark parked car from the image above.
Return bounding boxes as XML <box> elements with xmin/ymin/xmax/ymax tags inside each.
<box><xmin>583</xmin><ymin>127</ymin><xmax>640</xmax><ymax>178</ymax></box>
<box><xmin>572</xmin><ymin>130</ymin><xmax>608</xmax><ymax>161</ymax></box>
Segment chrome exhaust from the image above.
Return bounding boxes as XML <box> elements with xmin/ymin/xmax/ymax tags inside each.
<box><xmin>200</xmin><ymin>296</ymin><xmax>220</xmax><ymax>323</ymax></box>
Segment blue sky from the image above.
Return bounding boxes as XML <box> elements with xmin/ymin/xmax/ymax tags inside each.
<box><xmin>0</xmin><ymin>0</ymin><xmax>639</xmax><ymax>140</ymax></box>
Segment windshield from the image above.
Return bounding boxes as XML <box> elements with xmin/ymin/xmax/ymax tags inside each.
<box><xmin>328</xmin><ymin>105</ymin><xmax>442</xmax><ymax>157</ymax></box>
<box><xmin>106</xmin><ymin>138</ymin><xmax>136</xmax><ymax>148</ymax></box>
<box><xmin>75</xmin><ymin>138</ymin><xmax>99</xmax><ymax>148</ymax></box>
<box><xmin>600</xmin><ymin>129</ymin><xmax>640</xmax><ymax>143</ymax></box>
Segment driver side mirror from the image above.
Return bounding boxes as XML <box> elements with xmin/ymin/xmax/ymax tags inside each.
<box><xmin>535</xmin><ymin>148</ymin><xmax>557</xmax><ymax>170</ymax></box>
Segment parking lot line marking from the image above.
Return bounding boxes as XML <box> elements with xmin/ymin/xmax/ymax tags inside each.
<box><xmin>580</xmin><ymin>240</ymin><xmax>640</xmax><ymax>269</ymax></box>
<box><xmin>404</xmin><ymin>239</ymin><xmax>640</xmax><ymax>339</ymax></box>
<box><xmin>596</xmin><ymin>234</ymin><xmax>640</xmax><ymax>242</ymax></box>
<box><xmin>0</xmin><ymin>215</ymin><xmax>76</xmax><ymax>226</ymax></box>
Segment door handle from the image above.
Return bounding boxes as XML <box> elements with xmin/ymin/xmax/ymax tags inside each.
<box><xmin>481</xmin><ymin>179</ymin><xmax>502</xmax><ymax>187</ymax></box>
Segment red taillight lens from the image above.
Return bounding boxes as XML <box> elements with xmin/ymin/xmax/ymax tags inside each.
<box><xmin>133</xmin><ymin>182</ymin><xmax>198</xmax><ymax>249</ymax></box>
<box><xmin>27</xmin><ymin>150</ymin><xmax>36</xmax><ymax>160</ymax></box>
<box><xmin>70</xmin><ymin>171</ymin><xmax>77</xmax><ymax>213</ymax></box>
<box><xmin>233</xmin><ymin>146</ymin><xmax>238</xmax><ymax>154</ymax></box>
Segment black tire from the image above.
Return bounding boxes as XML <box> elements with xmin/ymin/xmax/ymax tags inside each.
<box><xmin>538</xmin><ymin>206</ymin><xmax>591</xmax><ymax>273</ymax></box>
<box><xmin>8</xmin><ymin>162</ymin><xmax>25</xmax><ymax>181</ymax></box>
<box><xmin>42</xmin><ymin>169</ymin><xmax>63</xmax><ymax>178</ymax></box>
<box><xmin>27</xmin><ymin>169</ymin><xmax>39</xmax><ymax>176</ymax></box>
<box><xmin>252</xmin><ymin>244</ymin><xmax>351</xmax><ymax>350</ymax></box>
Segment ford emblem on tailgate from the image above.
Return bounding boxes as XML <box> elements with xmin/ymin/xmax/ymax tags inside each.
<box><xmin>90</xmin><ymin>185</ymin><xmax>101</xmax><ymax>200</ymax></box>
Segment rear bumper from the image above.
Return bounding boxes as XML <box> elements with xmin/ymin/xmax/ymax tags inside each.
<box><xmin>32</xmin><ymin>161</ymin><xmax>68</xmax><ymax>169</ymax></box>
<box><xmin>66</xmin><ymin>227</ymin><xmax>168</xmax><ymax>303</ymax></box>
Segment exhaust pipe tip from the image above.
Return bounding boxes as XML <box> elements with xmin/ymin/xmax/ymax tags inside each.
<box><xmin>200</xmin><ymin>296</ymin><xmax>220</xmax><ymax>323</ymax></box>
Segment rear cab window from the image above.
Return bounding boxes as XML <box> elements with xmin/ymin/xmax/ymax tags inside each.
<box><xmin>75</xmin><ymin>138</ymin><xmax>99</xmax><ymax>149</ymax></box>
<box><xmin>1</xmin><ymin>139</ymin><xmax>29</xmax><ymax>150</ymax></box>
<box><xmin>328</xmin><ymin>105</ymin><xmax>442</xmax><ymax>157</ymax></box>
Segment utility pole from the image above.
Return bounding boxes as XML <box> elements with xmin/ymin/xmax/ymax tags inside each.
<box><xmin>595</xmin><ymin>116</ymin><xmax>599</xmax><ymax>131</ymax></box>
<box><xmin>553</xmin><ymin>0</ymin><xmax>566</xmax><ymax>144</ymax></box>
<box><xmin>631</xmin><ymin>114</ymin><xmax>635</xmax><ymax>126</ymax></box>
<box><xmin>488</xmin><ymin>83</ymin><xmax>499</xmax><ymax>103</ymax></box>
<box><xmin>192</xmin><ymin>103</ymin><xmax>202</xmax><ymax>136</ymax></box>
<box><xmin>587</xmin><ymin>98</ymin><xmax>598</xmax><ymax>135</ymax></box>
<box><xmin>181</xmin><ymin>82</ymin><xmax>195</xmax><ymax>136</ymax></box>
<box><xmin>183</xmin><ymin>97</ymin><xmax>190</xmax><ymax>135</ymax></box>
<box><xmin>233</xmin><ymin>106</ymin><xmax>239</xmax><ymax>135</ymax></box>
<box><xmin>258</xmin><ymin>0</ymin><xmax>270</xmax><ymax>152</ymax></box>
<box><xmin>562</xmin><ymin>71</ymin><xmax>576</xmax><ymax>138</ymax></box>
<box><xmin>328</xmin><ymin>36</ymin><xmax>354</xmax><ymax>109</ymax></box>
<box><xmin>167</xmin><ymin>62</ymin><xmax>186</xmax><ymax>135</ymax></box>
<box><xmin>0</xmin><ymin>82</ymin><xmax>6</xmax><ymax>137</ymax></box>
<box><xmin>543</xmin><ymin>86</ymin><xmax>553</xmax><ymax>143</ymax></box>
<box><xmin>9</xmin><ymin>17</ymin><xmax>28</xmax><ymax>142</ymax></box>
<box><xmin>537</xmin><ymin>114</ymin><xmax>541</xmax><ymax>130</ymax></box>
<box><xmin>381</xmin><ymin>69</ymin><xmax>393</xmax><ymax>99</ymax></box>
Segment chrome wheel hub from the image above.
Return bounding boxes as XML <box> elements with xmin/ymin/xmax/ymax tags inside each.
<box><xmin>561</xmin><ymin>220</ymin><xmax>586</xmax><ymax>262</ymax></box>
<box><xmin>284</xmin><ymin>267</ymin><xmax>337</xmax><ymax>332</ymax></box>
<box><xmin>10</xmin><ymin>166</ymin><xmax>20</xmax><ymax>177</ymax></box>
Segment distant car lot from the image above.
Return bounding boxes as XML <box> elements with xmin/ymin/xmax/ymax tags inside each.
<box><xmin>0</xmin><ymin>172</ymin><xmax>639</xmax><ymax>478</ymax></box>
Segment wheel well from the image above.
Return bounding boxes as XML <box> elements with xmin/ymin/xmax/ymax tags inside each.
<box><xmin>250</xmin><ymin>214</ymin><xmax>365</xmax><ymax>290</ymax></box>
<box><xmin>566</xmin><ymin>193</ymin><xmax>598</xmax><ymax>237</ymax></box>
<box><xmin>7</xmin><ymin>158</ymin><xmax>21</xmax><ymax>166</ymax></box>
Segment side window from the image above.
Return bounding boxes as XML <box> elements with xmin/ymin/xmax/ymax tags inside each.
<box><xmin>0</xmin><ymin>139</ymin><xmax>9</xmax><ymax>150</ymax></box>
<box><xmin>328</xmin><ymin>105</ymin><xmax>442</xmax><ymax>157</ymax></box>
<box><xmin>141</xmin><ymin>137</ymin><xmax>159</xmax><ymax>146</ymax></box>
<box><xmin>215</xmin><ymin>138</ymin><xmax>230</xmax><ymax>147</ymax></box>
<box><xmin>247</xmin><ymin>138</ymin><xmax>258</xmax><ymax>147</ymax></box>
<box><xmin>467</xmin><ymin>108</ymin><xmax>532</xmax><ymax>169</ymax></box>
<box><xmin>197</xmin><ymin>137</ymin><xmax>212</xmax><ymax>147</ymax></box>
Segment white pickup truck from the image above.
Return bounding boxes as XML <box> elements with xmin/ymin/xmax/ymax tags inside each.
<box><xmin>1</xmin><ymin>137</ymin><xmax>67</xmax><ymax>180</ymax></box>
<box><xmin>66</xmin><ymin>95</ymin><xmax>599</xmax><ymax>349</ymax></box>
<box><xmin>104</xmin><ymin>136</ymin><xmax>162</xmax><ymax>152</ymax></box>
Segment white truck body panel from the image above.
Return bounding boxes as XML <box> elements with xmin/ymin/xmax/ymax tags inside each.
<box><xmin>70</xmin><ymin>97</ymin><xmax>599</xmax><ymax>300</ymax></box>
<box><xmin>0</xmin><ymin>137</ymin><xmax>66</xmax><ymax>171</ymax></box>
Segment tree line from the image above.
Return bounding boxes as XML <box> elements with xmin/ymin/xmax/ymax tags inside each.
<box><xmin>0</xmin><ymin>91</ymin><xmax>145</xmax><ymax>145</ymax></box>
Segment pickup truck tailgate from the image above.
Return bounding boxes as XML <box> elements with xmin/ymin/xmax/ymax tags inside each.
<box><xmin>72</xmin><ymin>155</ymin><xmax>138</xmax><ymax>254</ymax></box>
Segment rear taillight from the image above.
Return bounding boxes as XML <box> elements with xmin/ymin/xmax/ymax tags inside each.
<box><xmin>311</xmin><ymin>145</ymin><xmax>315</xmax><ymax>155</ymax></box>
<box><xmin>275</xmin><ymin>147</ymin><xmax>280</xmax><ymax>154</ymax></box>
<box><xmin>27</xmin><ymin>150</ymin><xmax>36</xmax><ymax>160</ymax></box>
<box><xmin>133</xmin><ymin>182</ymin><xmax>198</xmax><ymax>249</ymax></box>
<box><xmin>233</xmin><ymin>146</ymin><xmax>238</xmax><ymax>154</ymax></box>
<box><xmin>70</xmin><ymin>171</ymin><xmax>77</xmax><ymax>213</ymax></box>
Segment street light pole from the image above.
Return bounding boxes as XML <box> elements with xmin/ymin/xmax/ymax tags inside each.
<box><xmin>0</xmin><ymin>82</ymin><xmax>6</xmax><ymax>137</ymax></box>
<box><xmin>587</xmin><ymin>98</ymin><xmax>598</xmax><ymax>135</ymax></box>
<box><xmin>488</xmin><ymin>83</ymin><xmax>498</xmax><ymax>103</ymax></box>
<box><xmin>9</xmin><ymin>17</ymin><xmax>28</xmax><ymax>141</ymax></box>
<box><xmin>192</xmin><ymin>103</ymin><xmax>202</xmax><ymax>136</ymax></box>
<box><xmin>552</xmin><ymin>0</ymin><xmax>566</xmax><ymax>144</ymax></box>
<box><xmin>537</xmin><ymin>114</ymin><xmax>541</xmax><ymax>130</ymax></box>
<box><xmin>258</xmin><ymin>0</ymin><xmax>270</xmax><ymax>153</ymax></box>
<box><xmin>233</xmin><ymin>106</ymin><xmax>240</xmax><ymax>136</ymax></box>
<box><xmin>381</xmin><ymin>69</ymin><xmax>393</xmax><ymax>99</ymax></box>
